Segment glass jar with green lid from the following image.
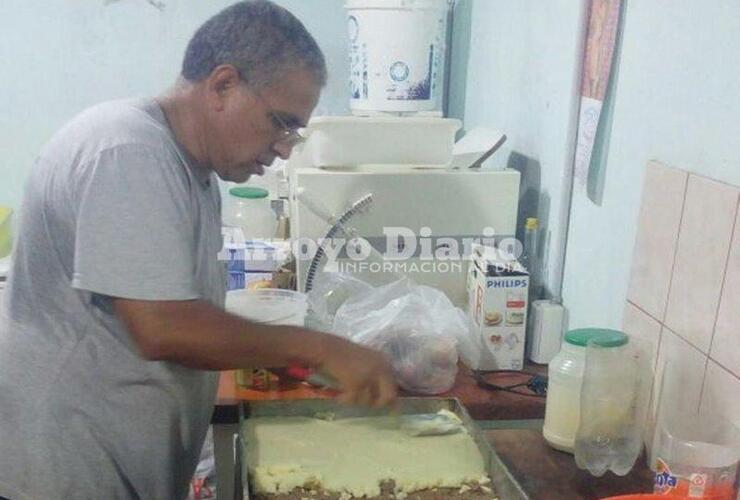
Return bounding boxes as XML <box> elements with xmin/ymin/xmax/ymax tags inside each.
<box><xmin>223</xmin><ymin>186</ymin><xmax>277</xmax><ymax>241</ymax></box>
<box><xmin>543</xmin><ymin>328</ymin><xmax>628</xmax><ymax>453</ymax></box>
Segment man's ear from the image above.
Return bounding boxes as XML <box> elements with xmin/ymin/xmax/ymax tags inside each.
<box><xmin>205</xmin><ymin>64</ymin><xmax>242</xmax><ymax>111</ymax></box>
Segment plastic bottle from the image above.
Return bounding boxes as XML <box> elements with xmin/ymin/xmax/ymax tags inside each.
<box><xmin>574</xmin><ymin>333</ymin><xmax>652</xmax><ymax>477</ymax></box>
<box><xmin>521</xmin><ymin>217</ymin><xmax>540</xmax><ymax>300</ymax></box>
<box><xmin>544</xmin><ymin>328</ymin><xmax>629</xmax><ymax>454</ymax></box>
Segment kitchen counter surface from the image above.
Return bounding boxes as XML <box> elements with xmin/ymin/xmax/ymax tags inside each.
<box><xmin>485</xmin><ymin>427</ymin><xmax>654</xmax><ymax>499</ymax></box>
<box><xmin>213</xmin><ymin>363</ymin><xmax>547</xmax><ymax>424</ymax></box>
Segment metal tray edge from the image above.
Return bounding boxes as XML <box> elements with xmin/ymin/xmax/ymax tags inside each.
<box><xmin>233</xmin><ymin>398</ymin><xmax>529</xmax><ymax>500</ymax></box>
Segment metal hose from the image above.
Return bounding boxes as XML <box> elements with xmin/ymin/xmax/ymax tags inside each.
<box><xmin>304</xmin><ymin>193</ymin><xmax>373</xmax><ymax>292</ymax></box>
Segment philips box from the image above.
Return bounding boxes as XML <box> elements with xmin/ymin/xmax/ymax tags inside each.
<box><xmin>466</xmin><ymin>243</ymin><xmax>529</xmax><ymax>370</ymax></box>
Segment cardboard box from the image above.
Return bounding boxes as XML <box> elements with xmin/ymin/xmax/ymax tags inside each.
<box><xmin>466</xmin><ymin>244</ymin><xmax>529</xmax><ymax>370</ymax></box>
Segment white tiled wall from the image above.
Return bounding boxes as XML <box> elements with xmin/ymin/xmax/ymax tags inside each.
<box><xmin>626</xmin><ymin>161</ymin><xmax>687</xmax><ymax>321</ymax></box>
<box><xmin>623</xmin><ymin>161</ymin><xmax>740</xmax><ymax>428</ymax></box>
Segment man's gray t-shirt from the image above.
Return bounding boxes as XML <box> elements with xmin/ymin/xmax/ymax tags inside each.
<box><xmin>0</xmin><ymin>99</ymin><xmax>227</xmax><ymax>500</ymax></box>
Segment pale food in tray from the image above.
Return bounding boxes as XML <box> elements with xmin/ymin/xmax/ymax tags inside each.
<box><xmin>244</xmin><ymin>412</ymin><xmax>497</xmax><ymax>499</ymax></box>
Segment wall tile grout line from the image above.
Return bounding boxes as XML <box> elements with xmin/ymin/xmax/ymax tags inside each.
<box><xmin>653</xmin><ymin>325</ymin><xmax>664</xmax><ymax>376</ymax></box>
<box><xmin>625</xmin><ymin>299</ymin><xmax>664</xmax><ymax>374</ymax></box>
<box><xmin>626</xmin><ymin>299</ymin><xmax>663</xmax><ymax>328</ymax></box>
<box><xmin>663</xmin><ymin>324</ymin><xmax>709</xmax><ymax>359</ymax></box>
<box><xmin>645</xmin><ymin>326</ymin><xmax>665</xmax><ymax>425</ymax></box>
<box><xmin>659</xmin><ymin>169</ymin><xmax>690</xmax><ymax>327</ymax></box>
<box><xmin>696</xmin><ymin>355</ymin><xmax>710</xmax><ymax>414</ymax></box>
<box><xmin>708</xmin><ymin>357</ymin><xmax>740</xmax><ymax>381</ymax></box>
<box><xmin>706</xmin><ymin>194</ymin><xmax>740</xmax><ymax>362</ymax></box>
<box><xmin>693</xmin><ymin>168</ymin><xmax>740</xmax><ymax>190</ymax></box>
<box><xmin>664</xmin><ymin>160</ymin><xmax>740</xmax><ymax>190</ymax></box>
<box><xmin>706</xmin><ymin>355</ymin><xmax>740</xmax><ymax>383</ymax></box>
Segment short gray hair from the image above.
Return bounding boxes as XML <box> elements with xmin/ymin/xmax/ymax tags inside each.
<box><xmin>181</xmin><ymin>0</ymin><xmax>327</xmax><ymax>88</ymax></box>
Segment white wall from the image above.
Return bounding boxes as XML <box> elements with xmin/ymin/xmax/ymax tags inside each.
<box><xmin>7</xmin><ymin>1</ymin><xmax>736</xmax><ymax>332</ymax></box>
<box><xmin>562</xmin><ymin>0</ymin><xmax>740</xmax><ymax>328</ymax></box>
<box><xmin>0</xmin><ymin>0</ymin><xmax>349</xmax><ymax>212</ymax></box>
<box><xmin>449</xmin><ymin>0</ymin><xmax>587</xmax><ymax>297</ymax></box>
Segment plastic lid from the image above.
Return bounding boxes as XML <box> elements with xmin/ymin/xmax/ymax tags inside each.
<box><xmin>345</xmin><ymin>0</ymin><xmax>449</xmax><ymax>10</ymax></box>
<box><xmin>525</xmin><ymin>217</ymin><xmax>539</xmax><ymax>230</ymax></box>
<box><xmin>229</xmin><ymin>187</ymin><xmax>269</xmax><ymax>199</ymax></box>
<box><xmin>565</xmin><ymin>328</ymin><xmax>628</xmax><ymax>348</ymax></box>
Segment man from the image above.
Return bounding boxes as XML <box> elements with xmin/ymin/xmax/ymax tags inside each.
<box><xmin>0</xmin><ymin>2</ymin><xmax>396</xmax><ymax>499</ymax></box>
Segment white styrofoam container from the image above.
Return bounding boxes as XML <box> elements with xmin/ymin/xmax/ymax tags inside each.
<box><xmin>303</xmin><ymin>116</ymin><xmax>461</xmax><ymax>167</ymax></box>
<box><xmin>345</xmin><ymin>0</ymin><xmax>449</xmax><ymax>114</ymax></box>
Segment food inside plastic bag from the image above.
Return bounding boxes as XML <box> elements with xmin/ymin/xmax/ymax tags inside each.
<box><xmin>308</xmin><ymin>274</ymin><xmax>480</xmax><ymax>394</ymax></box>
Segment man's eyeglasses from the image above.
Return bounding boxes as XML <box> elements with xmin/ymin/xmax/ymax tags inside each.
<box><xmin>248</xmin><ymin>86</ymin><xmax>306</xmax><ymax>147</ymax></box>
<box><xmin>267</xmin><ymin>110</ymin><xmax>306</xmax><ymax>147</ymax></box>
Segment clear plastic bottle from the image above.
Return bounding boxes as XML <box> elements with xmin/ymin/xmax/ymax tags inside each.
<box><xmin>521</xmin><ymin>217</ymin><xmax>540</xmax><ymax>300</ymax></box>
<box><xmin>574</xmin><ymin>333</ymin><xmax>652</xmax><ymax>477</ymax></box>
<box><xmin>543</xmin><ymin>328</ymin><xmax>629</xmax><ymax>454</ymax></box>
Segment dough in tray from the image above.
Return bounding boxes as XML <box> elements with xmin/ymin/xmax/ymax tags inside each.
<box><xmin>244</xmin><ymin>414</ymin><xmax>489</xmax><ymax>498</ymax></box>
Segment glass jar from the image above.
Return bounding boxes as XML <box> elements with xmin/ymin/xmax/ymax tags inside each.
<box><xmin>223</xmin><ymin>187</ymin><xmax>277</xmax><ymax>241</ymax></box>
<box><xmin>543</xmin><ymin>328</ymin><xmax>628</xmax><ymax>453</ymax></box>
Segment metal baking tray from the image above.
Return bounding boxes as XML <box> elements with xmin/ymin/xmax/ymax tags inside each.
<box><xmin>233</xmin><ymin>397</ymin><xmax>529</xmax><ymax>500</ymax></box>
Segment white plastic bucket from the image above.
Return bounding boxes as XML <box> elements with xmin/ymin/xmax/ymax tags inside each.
<box><xmin>225</xmin><ymin>289</ymin><xmax>307</xmax><ymax>326</ymax></box>
<box><xmin>345</xmin><ymin>0</ymin><xmax>449</xmax><ymax>115</ymax></box>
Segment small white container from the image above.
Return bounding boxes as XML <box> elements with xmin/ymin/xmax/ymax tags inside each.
<box><xmin>543</xmin><ymin>328</ymin><xmax>628</xmax><ymax>453</ymax></box>
<box><xmin>225</xmin><ymin>288</ymin><xmax>308</xmax><ymax>388</ymax></box>
<box><xmin>345</xmin><ymin>0</ymin><xmax>449</xmax><ymax>115</ymax></box>
<box><xmin>225</xmin><ymin>289</ymin><xmax>307</xmax><ymax>327</ymax></box>
<box><xmin>304</xmin><ymin>116</ymin><xmax>461</xmax><ymax>167</ymax></box>
<box><xmin>527</xmin><ymin>299</ymin><xmax>565</xmax><ymax>364</ymax></box>
<box><xmin>223</xmin><ymin>187</ymin><xmax>277</xmax><ymax>240</ymax></box>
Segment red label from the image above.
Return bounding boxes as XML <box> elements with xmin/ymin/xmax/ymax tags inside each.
<box><xmin>507</xmin><ymin>300</ymin><xmax>525</xmax><ymax>308</ymax></box>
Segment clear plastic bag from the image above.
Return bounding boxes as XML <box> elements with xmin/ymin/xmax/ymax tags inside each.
<box><xmin>306</xmin><ymin>272</ymin><xmax>373</xmax><ymax>332</ymax></box>
<box><xmin>308</xmin><ymin>273</ymin><xmax>480</xmax><ymax>395</ymax></box>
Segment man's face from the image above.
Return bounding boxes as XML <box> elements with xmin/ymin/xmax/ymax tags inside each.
<box><xmin>203</xmin><ymin>66</ymin><xmax>321</xmax><ymax>183</ymax></box>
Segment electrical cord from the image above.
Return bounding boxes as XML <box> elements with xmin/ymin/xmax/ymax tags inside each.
<box><xmin>472</xmin><ymin>370</ymin><xmax>548</xmax><ymax>398</ymax></box>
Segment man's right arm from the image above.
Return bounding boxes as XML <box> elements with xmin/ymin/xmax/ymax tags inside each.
<box><xmin>113</xmin><ymin>298</ymin><xmax>397</xmax><ymax>408</ymax></box>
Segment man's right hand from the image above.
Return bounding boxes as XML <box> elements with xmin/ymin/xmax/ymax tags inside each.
<box><xmin>314</xmin><ymin>334</ymin><xmax>398</xmax><ymax>409</ymax></box>
<box><xmin>113</xmin><ymin>298</ymin><xmax>398</xmax><ymax>409</ymax></box>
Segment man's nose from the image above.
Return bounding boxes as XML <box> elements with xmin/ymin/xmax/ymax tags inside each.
<box><xmin>272</xmin><ymin>141</ymin><xmax>294</xmax><ymax>160</ymax></box>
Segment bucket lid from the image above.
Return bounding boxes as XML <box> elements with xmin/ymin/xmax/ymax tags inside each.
<box><xmin>565</xmin><ymin>328</ymin><xmax>628</xmax><ymax>348</ymax></box>
<box><xmin>229</xmin><ymin>187</ymin><xmax>269</xmax><ymax>199</ymax></box>
<box><xmin>225</xmin><ymin>289</ymin><xmax>307</xmax><ymax>324</ymax></box>
<box><xmin>345</xmin><ymin>0</ymin><xmax>449</xmax><ymax>10</ymax></box>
